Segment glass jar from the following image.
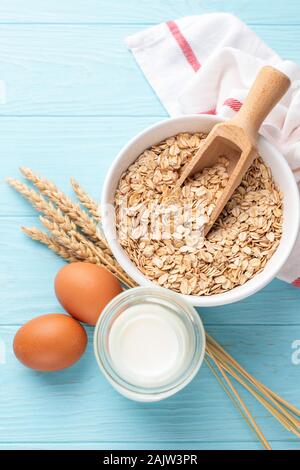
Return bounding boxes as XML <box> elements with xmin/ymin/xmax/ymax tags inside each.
<box><xmin>94</xmin><ymin>287</ymin><xmax>206</xmax><ymax>402</ymax></box>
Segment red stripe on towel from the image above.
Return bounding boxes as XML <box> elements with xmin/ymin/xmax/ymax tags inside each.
<box><xmin>223</xmin><ymin>98</ymin><xmax>243</xmax><ymax>112</ymax></box>
<box><xmin>292</xmin><ymin>277</ymin><xmax>300</xmax><ymax>288</ymax></box>
<box><xmin>166</xmin><ymin>21</ymin><xmax>201</xmax><ymax>72</ymax></box>
<box><xmin>198</xmin><ymin>108</ymin><xmax>216</xmax><ymax>115</ymax></box>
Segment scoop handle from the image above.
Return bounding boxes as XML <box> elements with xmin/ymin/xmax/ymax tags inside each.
<box><xmin>231</xmin><ymin>66</ymin><xmax>290</xmax><ymax>141</ymax></box>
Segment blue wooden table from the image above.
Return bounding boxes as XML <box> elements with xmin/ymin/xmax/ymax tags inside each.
<box><xmin>0</xmin><ymin>0</ymin><xmax>300</xmax><ymax>451</ymax></box>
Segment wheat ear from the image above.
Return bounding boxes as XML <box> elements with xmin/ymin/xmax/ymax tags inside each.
<box><xmin>7</xmin><ymin>178</ymin><xmax>77</xmax><ymax>233</ymax></box>
<box><xmin>40</xmin><ymin>216</ymin><xmax>136</xmax><ymax>288</ymax></box>
<box><xmin>22</xmin><ymin>227</ymin><xmax>78</xmax><ymax>262</ymax></box>
<box><xmin>71</xmin><ymin>177</ymin><xmax>101</xmax><ymax>222</ymax></box>
<box><xmin>12</xmin><ymin>171</ymin><xmax>121</xmax><ymax>273</ymax></box>
<box><xmin>8</xmin><ymin>175</ymin><xmax>132</xmax><ymax>285</ymax></box>
<box><xmin>19</xmin><ymin>167</ymin><xmax>108</xmax><ymax>252</ymax></box>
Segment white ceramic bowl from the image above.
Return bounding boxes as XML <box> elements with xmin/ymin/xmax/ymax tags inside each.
<box><xmin>102</xmin><ymin>115</ymin><xmax>300</xmax><ymax>306</ymax></box>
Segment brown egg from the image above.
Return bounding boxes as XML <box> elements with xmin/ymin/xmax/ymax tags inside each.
<box><xmin>13</xmin><ymin>314</ymin><xmax>87</xmax><ymax>371</ymax></box>
<box><xmin>54</xmin><ymin>262</ymin><xmax>122</xmax><ymax>325</ymax></box>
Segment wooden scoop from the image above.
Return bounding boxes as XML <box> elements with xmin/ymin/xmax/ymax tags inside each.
<box><xmin>176</xmin><ymin>66</ymin><xmax>290</xmax><ymax>236</ymax></box>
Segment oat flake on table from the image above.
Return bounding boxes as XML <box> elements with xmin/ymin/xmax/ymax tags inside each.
<box><xmin>115</xmin><ymin>133</ymin><xmax>283</xmax><ymax>296</ymax></box>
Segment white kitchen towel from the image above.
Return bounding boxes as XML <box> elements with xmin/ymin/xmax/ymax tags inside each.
<box><xmin>126</xmin><ymin>12</ymin><xmax>300</xmax><ymax>287</ymax></box>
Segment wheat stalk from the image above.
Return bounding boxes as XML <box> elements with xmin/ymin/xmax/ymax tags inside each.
<box><xmin>40</xmin><ymin>216</ymin><xmax>136</xmax><ymax>288</ymax></box>
<box><xmin>9</xmin><ymin>172</ymin><xmax>128</xmax><ymax>278</ymax></box>
<box><xmin>23</xmin><ymin>225</ymin><xmax>108</xmax><ymax>267</ymax></box>
<box><xmin>207</xmin><ymin>333</ymin><xmax>300</xmax><ymax>418</ymax></box>
<box><xmin>206</xmin><ymin>335</ymin><xmax>300</xmax><ymax>438</ymax></box>
<box><xmin>7</xmin><ymin>178</ymin><xmax>76</xmax><ymax>232</ymax></box>
<box><xmin>20</xmin><ymin>167</ymin><xmax>109</xmax><ymax>252</ymax></box>
<box><xmin>22</xmin><ymin>227</ymin><xmax>78</xmax><ymax>262</ymax></box>
<box><xmin>206</xmin><ymin>334</ymin><xmax>300</xmax><ymax>417</ymax></box>
<box><xmin>8</xmin><ymin>174</ymin><xmax>135</xmax><ymax>287</ymax></box>
<box><xmin>71</xmin><ymin>177</ymin><xmax>101</xmax><ymax>222</ymax></box>
<box><xmin>204</xmin><ymin>355</ymin><xmax>271</xmax><ymax>450</ymax></box>
<box><xmin>7</xmin><ymin>177</ymin><xmax>80</xmax><ymax>236</ymax></box>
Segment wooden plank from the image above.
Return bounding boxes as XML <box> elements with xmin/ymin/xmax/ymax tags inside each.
<box><xmin>201</xmin><ymin>278</ymin><xmax>300</xmax><ymax>325</ymax></box>
<box><xmin>0</xmin><ymin>25</ymin><xmax>165</xmax><ymax>117</ymax></box>
<box><xmin>0</xmin><ymin>215</ymin><xmax>300</xmax><ymax>326</ymax></box>
<box><xmin>0</xmin><ymin>0</ymin><xmax>299</xmax><ymax>25</ymax></box>
<box><xmin>0</xmin><ymin>325</ymin><xmax>299</xmax><ymax>445</ymax></box>
<box><xmin>0</xmin><ymin>441</ymin><xmax>299</xmax><ymax>450</ymax></box>
<box><xmin>1</xmin><ymin>117</ymin><xmax>158</xmax><ymax>215</ymax></box>
<box><xmin>0</xmin><ymin>24</ymin><xmax>298</xmax><ymax>116</ymax></box>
